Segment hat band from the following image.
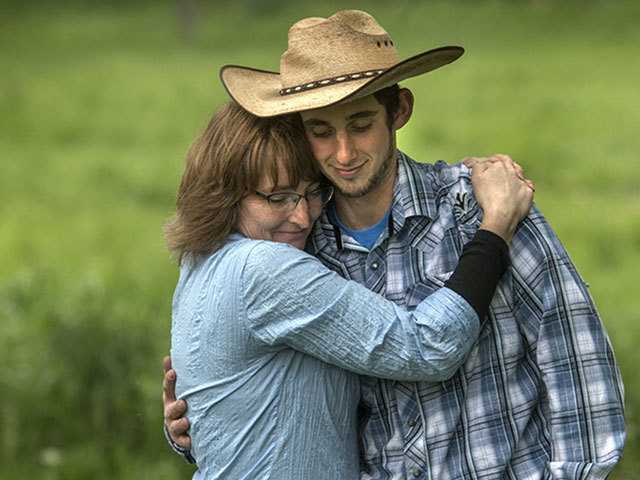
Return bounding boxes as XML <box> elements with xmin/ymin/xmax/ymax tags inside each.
<box><xmin>279</xmin><ymin>68</ymin><xmax>386</xmax><ymax>96</ymax></box>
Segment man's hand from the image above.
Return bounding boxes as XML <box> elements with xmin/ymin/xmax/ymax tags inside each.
<box><xmin>465</xmin><ymin>154</ymin><xmax>535</xmax><ymax>244</ymax></box>
<box><xmin>163</xmin><ymin>356</ymin><xmax>192</xmax><ymax>450</ymax></box>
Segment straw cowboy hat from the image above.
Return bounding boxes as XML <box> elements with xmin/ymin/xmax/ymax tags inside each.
<box><xmin>220</xmin><ymin>9</ymin><xmax>464</xmax><ymax>117</ymax></box>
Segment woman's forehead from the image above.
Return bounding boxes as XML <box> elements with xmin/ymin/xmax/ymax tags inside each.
<box><xmin>258</xmin><ymin>161</ymin><xmax>319</xmax><ymax>192</ymax></box>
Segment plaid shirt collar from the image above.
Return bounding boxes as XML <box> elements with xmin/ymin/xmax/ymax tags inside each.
<box><xmin>309</xmin><ymin>150</ymin><xmax>438</xmax><ymax>254</ymax></box>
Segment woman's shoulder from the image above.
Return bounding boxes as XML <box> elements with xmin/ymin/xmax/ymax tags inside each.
<box><xmin>226</xmin><ymin>235</ymin><xmax>305</xmax><ymax>263</ymax></box>
<box><xmin>228</xmin><ymin>238</ymin><xmax>321</xmax><ymax>291</ymax></box>
<box><xmin>177</xmin><ymin>235</ymin><xmax>253</xmax><ymax>278</ymax></box>
<box><xmin>242</xmin><ymin>239</ymin><xmax>316</xmax><ymax>276</ymax></box>
<box><xmin>186</xmin><ymin>237</ymin><xmax>318</xmax><ymax>300</ymax></box>
<box><xmin>182</xmin><ymin>235</ymin><xmax>309</xmax><ymax>276</ymax></box>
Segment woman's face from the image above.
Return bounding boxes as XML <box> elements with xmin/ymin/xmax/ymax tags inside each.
<box><xmin>237</xmin><ymin>165</ymin><xmax>325</xmax><ymax>250</ymax></box>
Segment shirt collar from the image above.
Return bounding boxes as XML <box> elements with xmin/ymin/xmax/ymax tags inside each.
<box><xmin>308</xmin><ymin>151</ymin><xmax>440</xmax><ymax>254</ymax></box>
<box><xmin>389</xmin><ymin>150</ymin><xmax>438</xmax><ymax>232</ymax></box>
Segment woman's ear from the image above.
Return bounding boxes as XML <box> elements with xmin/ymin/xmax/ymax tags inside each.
<box><xmin>392</xmin><ymin>88</ymin><xmax>414</xmax><ymax>131</ymax></box>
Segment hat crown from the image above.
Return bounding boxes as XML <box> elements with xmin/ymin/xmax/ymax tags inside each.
<box><xmin>280</xmin><ymin>10</ymin><xmax>400</xmax><ymax>89</ymax></box>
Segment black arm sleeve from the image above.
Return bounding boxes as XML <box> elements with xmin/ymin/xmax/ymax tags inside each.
<box><xmin>444</xmin><ymin>229</ymin><xmax>510</xmax><ymax>320</ymax></box>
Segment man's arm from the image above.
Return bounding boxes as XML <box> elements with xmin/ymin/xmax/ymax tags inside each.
<box><xmin>162</xmin><ymin>356</ymin><xmax>195</xmax><ymax>464</ymax></box>
<box><xmin>512</xmin><ymin>209</ymin><xmax>625</xmax><ymax>478</ymax></box>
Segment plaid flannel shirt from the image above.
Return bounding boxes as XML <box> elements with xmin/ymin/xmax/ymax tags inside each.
<box><xmin>308</xmin><ymin>152</ymin><xmax>625</xmax><ymax>480</ymax></box>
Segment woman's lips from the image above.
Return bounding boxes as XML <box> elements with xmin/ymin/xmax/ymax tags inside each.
<box><xmin>275</xmin><ymin>230</ymin><xmax>309</xmax><ymax>243</ymax></box>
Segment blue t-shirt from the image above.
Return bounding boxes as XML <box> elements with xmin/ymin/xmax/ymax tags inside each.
<box><xmin>328</xmin><ymin>205</ymin><xmax>390</xmax><ymax>250</ymax></box>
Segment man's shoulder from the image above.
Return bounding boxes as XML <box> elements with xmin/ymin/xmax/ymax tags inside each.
<box><xmin>396</xmin><ymin>154</ymin><xmax>477</xmax><ymax>223</ymax></box>
<box><xmin>402</xmin><ymin>156</ymin><xmax>572</xmax><ymax>268</ymax></box>
<box><xmin>402</xmin><ymin>156</ymin><xmax>564</xmax><ymax>253</ymax></box>
<box><xmin>510</xmin><ymin>206</ymin><xmax>573</xmax><ymax>265</ymax></box>
<box><xmin>401</xmin><ymin>155</ymin><xmax>473</xmax><ymax>193</ymax></box>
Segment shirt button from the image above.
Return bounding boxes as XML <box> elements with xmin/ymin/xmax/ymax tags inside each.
<box><xmin>371</xmin><ymin>261</ymin><xmax>379</xmax><ymax>270</ymax></box>
<box><xmin>410</xmin><ymin>466</ymin><xmax>422</xmax><ymax>477</ymax></box>
<box><xmin>407</xmin><ymin>418</ymin><xmax>417</xmax><ymax>427</ymax></box>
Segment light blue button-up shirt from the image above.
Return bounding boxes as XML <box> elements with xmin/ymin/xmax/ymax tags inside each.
<box><xmin>171</xmin><ymin>234</ymin><xmax>479</xmax><ymax>479</ymax></box>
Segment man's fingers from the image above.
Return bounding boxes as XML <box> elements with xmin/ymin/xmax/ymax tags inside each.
<box><xmin>165</xmin><ymin>399</ymin><xmax>188</xmax><ymax>421</ymax></box>
<box><xmin>162</xmin><ymin>356</ymin><xmax>191</xmax><ymax>449</ymax></box>
<box><xmin>168</xmin><ymin>417</ymin><xmax>192</xmax><ymax>449</ymax></box>
<box><xmin>172</xmin><ymin>433</ymin><xmax>192</xmax><ymax>450</ymax></box>
<box><xmin>174</xmin><ymin>435</ymin><xmax>192</xmax><ymax>450</ymax></box>
<box><xmin>169</xmin><ymin>416</ymin><xmax>190</xmax><ymax>436</ymax></box>
<box><xmin>163</xmin><ymin>368</ymin><xmax>177</xmax><ymax>404</ymax></box>
<box><xmin>163</xmin><ymin>356</ymin><xmax>172</xmax><ymax>374</ymax></box>
<box><xmin>162</xmin><ymin>356</ymin><xmax>175</xmax><ymax>403</ymax></box>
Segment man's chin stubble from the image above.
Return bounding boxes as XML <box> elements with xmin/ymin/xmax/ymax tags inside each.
<box><xmin>335</xmin><ymin>146</ymin><xmax>396</xmax><ymax>199</ymax></box>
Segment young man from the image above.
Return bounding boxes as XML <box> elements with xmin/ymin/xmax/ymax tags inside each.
<box><xmin>164</xmin><ymin>10</ymin><xmax>625</xmax><ymax>479</ymax></box>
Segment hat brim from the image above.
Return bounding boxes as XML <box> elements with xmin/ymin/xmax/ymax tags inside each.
<box><xmin>220</xmin><ymin>46</ymin><xmax>464</xmax><ymax>117</ymax></box>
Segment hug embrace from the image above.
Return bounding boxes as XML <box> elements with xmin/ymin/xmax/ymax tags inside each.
<box><xmin>162</xmin><ymin>9</ymin><xmax>625</xmax><ymax>480</ymax></box>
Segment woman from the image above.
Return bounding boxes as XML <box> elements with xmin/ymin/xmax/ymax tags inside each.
<box><xmin>166</xmin><ymin>101</ymin><xmax>532</xmax><ymax>479</ymax></box>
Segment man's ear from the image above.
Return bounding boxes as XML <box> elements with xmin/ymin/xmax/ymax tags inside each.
<box><xmin>392</xmin><ymin>88</ymin><xmax>414</xmax><ymax>130</ymax></box>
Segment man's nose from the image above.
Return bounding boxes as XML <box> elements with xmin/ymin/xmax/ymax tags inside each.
<box><xmin>334</xmin><ymin>132</ymin><xmax>357</xmax><ymax>166</ymax></box>
<box><xmin>287</xmin><ymin>198</ymin><xmax>312</xmax><ymax>229</ymax></box>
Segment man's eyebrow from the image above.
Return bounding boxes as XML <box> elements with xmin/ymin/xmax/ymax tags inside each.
<box><xmin>302</xmin><ymin>110</ymin><xmax>379</xmax><ymax>127</ymax></box>
<box><xmin>346</xmin><ymin>110</ymin><xmax>378</xmax><ymax>120</ymax></box>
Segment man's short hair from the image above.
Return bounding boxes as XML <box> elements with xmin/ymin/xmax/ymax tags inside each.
<box><xmin>373</xmin><ymin>84</ymin><xmax>401</xmax><ymax>126</ymax></box>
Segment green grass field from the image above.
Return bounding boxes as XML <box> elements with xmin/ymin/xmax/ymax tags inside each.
<box><xmin>1</xmin><ymin>1</ymin><xmax>639</xmax><ymax>478</ymax></box>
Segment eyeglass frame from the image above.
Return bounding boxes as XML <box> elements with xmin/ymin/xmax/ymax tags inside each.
<box><xmin>254</xmin><ymin>184</ymin><xmax>334</xmax><ymax>212</ymax></box>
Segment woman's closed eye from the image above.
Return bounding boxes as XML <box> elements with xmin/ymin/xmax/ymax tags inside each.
<box><xmin>267</xmin><ymin>192</ymin><xmax>297</xmax><ymax>204</ymax></box>
<box><xmin>310</xmin><ymin>127</ymin><xmax>333</xmax><ymax>138</ymax></box>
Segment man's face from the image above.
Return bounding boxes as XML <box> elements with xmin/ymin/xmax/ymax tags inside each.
<box><xmin>300</xmin><ymin>95</ymin><xmax>396</xmax><ymax>198</ymax></box>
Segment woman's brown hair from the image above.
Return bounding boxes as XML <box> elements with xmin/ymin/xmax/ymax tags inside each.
<box><xmin>165</xmin><ymin>101</ymin><xmax>320</xmax><ymax>262</ymax></box>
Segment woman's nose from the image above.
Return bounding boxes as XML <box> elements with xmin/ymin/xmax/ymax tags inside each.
<box><xmin>288</xmin><ymin>198</ymin><xmax>312</xmax><ymax>228</ymax></box>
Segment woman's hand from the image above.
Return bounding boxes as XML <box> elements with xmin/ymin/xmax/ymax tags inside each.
<box><xmin>465</xmin><ymin>154</ymin><xmax>535</xmax><ymax>244</ymax></box>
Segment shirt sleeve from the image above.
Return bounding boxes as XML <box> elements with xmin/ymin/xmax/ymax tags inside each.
<box><xmin>444</xmin><ymin>228</ymin><xmax>510</xmax><ymax>319</ymax></box>
<box><xmin>510</xmin><ymin>208</ymin><xmax>626</xmax><ymax>478</ymax></box>
<box><xmin>241</xmin><ymin>241</ymin><xmax>480</xmax><ymax>382</ymax></box>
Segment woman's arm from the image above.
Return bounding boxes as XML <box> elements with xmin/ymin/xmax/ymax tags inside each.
<box><xmin>242</xmin><ymin>231</ymin><xmax>506</xmax><ymax>382</ymax></box>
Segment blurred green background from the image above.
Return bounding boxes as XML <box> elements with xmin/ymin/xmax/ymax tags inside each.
<box><xmin>1</xmin><ymin>0</ymin><xmax>638</xmax><ymax>478</ymax></box>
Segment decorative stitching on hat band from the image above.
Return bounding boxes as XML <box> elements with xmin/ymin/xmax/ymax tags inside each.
<box><xmin>279</xmin><ymin>69</ymin><xmax>386</xmax><ymax>96</ymax></box>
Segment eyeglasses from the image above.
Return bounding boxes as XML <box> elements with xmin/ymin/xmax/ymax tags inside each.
<box><xmin>255</xmin><ymin>185</ymin><xmax>334</xmax><ymax>213</ymax></box>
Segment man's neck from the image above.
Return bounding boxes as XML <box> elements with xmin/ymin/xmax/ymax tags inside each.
<box><xmin>334</xmin><ymin>159</ymin><xmax>398</xmax><ymax>230</ymax></box>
